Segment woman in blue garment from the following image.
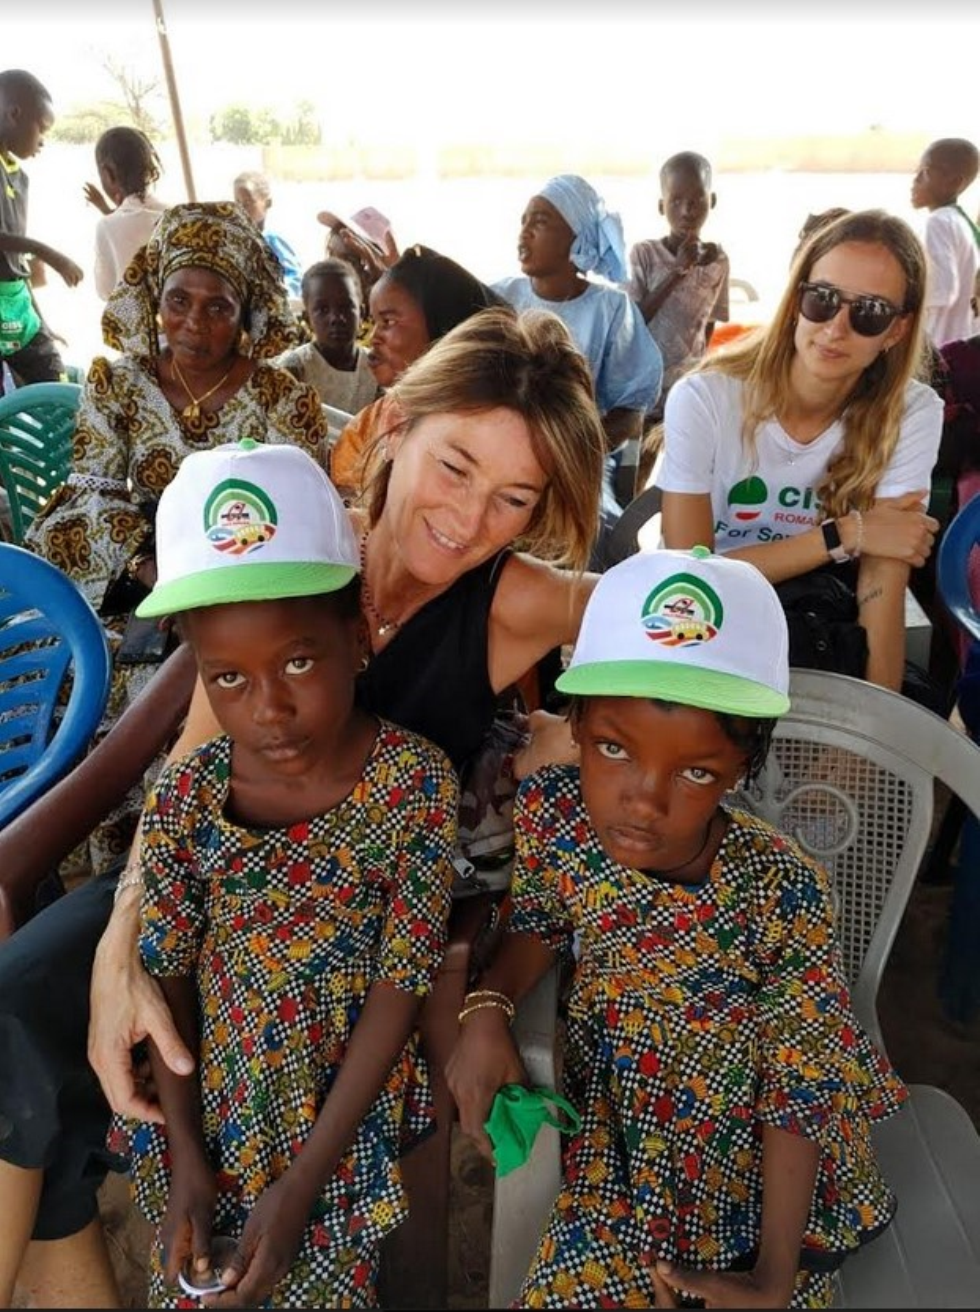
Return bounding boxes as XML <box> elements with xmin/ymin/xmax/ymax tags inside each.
<box><xmin>493</xmin><ymin>173</ymin><xmax>664</xmax><ymax>531</ymax></box>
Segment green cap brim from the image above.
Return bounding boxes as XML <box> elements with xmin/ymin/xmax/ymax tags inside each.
<box><xmin>555</xmin><ymin>660</ymin><xmax>789</xmax><ymax>717</ymax></box>
<box><xmin>135</xmin><ymin>562</ymin><xmax>358</xmax><ymax>618</ymax></box>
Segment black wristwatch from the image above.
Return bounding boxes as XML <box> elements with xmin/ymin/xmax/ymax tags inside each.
<box><xmin>821</xmin><ymin>518</ymin><xmax>850</xmax><ymax>565</ymax></box>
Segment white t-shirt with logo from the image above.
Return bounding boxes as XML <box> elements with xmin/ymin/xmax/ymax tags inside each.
<box><xmin>658</xmin><ymin>371</ymin><xmax>943</xmax><ymax>550</ymax></box>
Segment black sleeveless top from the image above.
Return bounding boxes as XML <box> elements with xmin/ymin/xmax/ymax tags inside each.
<box><xmin>355</xmin><ymin>550</ymin><xmax>510</xmax><ymax>772</ymax></box>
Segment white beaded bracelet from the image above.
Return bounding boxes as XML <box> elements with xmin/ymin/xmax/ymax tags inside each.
<box><xmin>850</xmin><ymin>508</ymin><xmax>864</xmax><ymax>558</ymax></box>
<box><xmin>112</xmin><ymin>866</ymin><xmax>143</xmax><ymax>904</ymax></box>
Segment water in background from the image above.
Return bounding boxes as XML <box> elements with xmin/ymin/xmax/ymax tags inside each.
<box><xmin>26</xmin><ymin>144</ymin><xmax>980</xmax><ymax>374</ymax></box>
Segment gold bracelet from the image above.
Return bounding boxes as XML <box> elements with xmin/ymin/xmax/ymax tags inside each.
<box><xmin>462</xmin><ymin>988</ymin><xmax>515</xmax><ymax>1017</ymax></box>
<box><xmin>459</xmin><ymin>997</ymin><xmax>516</xmax><ymax>1028</ymax></box>
<box><xmin>112</xmin><ymin>866</ymin><xmax>143</xmax><ymax>904</ymax></box>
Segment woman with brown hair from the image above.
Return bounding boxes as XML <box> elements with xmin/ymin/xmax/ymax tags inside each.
<box><xmin>0</xmin><ymin>305</ymin><xmax>603</xmax><ymax>1308</ymax></box>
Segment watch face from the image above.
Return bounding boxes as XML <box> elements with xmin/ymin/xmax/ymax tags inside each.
<box><xmin>177</xmin><ymin>1235</ymin><xmax>237</xmax><ymax>1298</ymax></box>
<box><xmin>821</xmin><ymin>519</ymin><xmax>848</xmax><ymax>562</ymax></box>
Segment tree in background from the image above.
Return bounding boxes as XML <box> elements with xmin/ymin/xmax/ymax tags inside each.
<box><xmin>49</xmin><ymin>51</ymin><xmax>167</xmax><ymax>144</ymax></box>
<box><xmin>210</xmin><ymin>101</ymin><xmax>321</xmax><ymax>147</ymax></box>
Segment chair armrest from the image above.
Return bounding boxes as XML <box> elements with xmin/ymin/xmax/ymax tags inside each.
<box><xmin>0</xmin><ymin>643</ymin><xmax>197</xmax><ymax>937</ymax></box>
<box><xmin>487</xmin><ymin>963</ymin><xmax>562</xmax><ymax>1308</ymax></box>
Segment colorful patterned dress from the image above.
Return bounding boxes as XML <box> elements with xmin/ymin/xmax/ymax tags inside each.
<box><xmin>507</xmin><ymin>765</ymin><xmax>907</xmax><ymax>1310</ymax></box>
<box><xmin>109</xmin><ymin>723</ymin><xmax>458</xmax><ymax>1308</ymax></box>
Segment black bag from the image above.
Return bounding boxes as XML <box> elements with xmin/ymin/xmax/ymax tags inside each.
<box><xmin>452</xmin><ymin>699</ymin><xmax>530</xmax><ymax>899</ymax></box>
<box><xmin>774</xmin><ymin>568</ymin><xmax>868</xmax><ymax>678</ymax></box>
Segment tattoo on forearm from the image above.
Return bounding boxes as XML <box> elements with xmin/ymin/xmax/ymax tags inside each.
<box><xmin>858</xmin><ymin>586</ymin><xmax>883</xmax><ymax>607</ymax></box>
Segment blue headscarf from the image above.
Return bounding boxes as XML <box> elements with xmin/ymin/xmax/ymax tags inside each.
<box><xmin>538</xmin><ymin>175</ymin><xmax>628</xmax><ymax>284</ymax></box>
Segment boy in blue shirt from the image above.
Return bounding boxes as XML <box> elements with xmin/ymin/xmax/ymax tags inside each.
<box><xmin>233</xmin><ymin>169</ymin><xmax>304</xmax><ymax>305</ymax></box>
<box><xmin>0</xmin><ymin>69</ymin><xmax>83</xmax><ymax>394</ymax></box>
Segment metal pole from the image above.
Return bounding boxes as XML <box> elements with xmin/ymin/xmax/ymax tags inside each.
<box><xmin>151</xmin><ymin>0</ymin><xmax>196</xmax><ymax>201</ymax></box>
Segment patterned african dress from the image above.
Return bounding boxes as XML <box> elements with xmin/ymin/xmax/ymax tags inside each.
<box><xmin>23</xmin><ymin>354</ymin><xmax>329</xmax><ymax>867</ymax></box>
<box><xmin>507</xmin><ymin>765</ymin><xmax>907</xmax><ymax>1310</ymax></box>
<box><xmin>108</xmin><ymin>722</ymin><xmax>458</xmax><ymax>1309</ymax></box>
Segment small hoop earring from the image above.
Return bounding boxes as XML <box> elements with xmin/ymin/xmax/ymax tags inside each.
<box><xmin>359</xmin><ymin>654</ymin><xmax>370</xmax><ymax>672</ymax></box>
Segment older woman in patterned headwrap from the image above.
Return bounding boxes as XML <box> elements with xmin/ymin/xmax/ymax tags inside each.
<box><xmin>25</xmin><ymin>200</ymin><xmax>328</xmax><ymax>869</ymax></box>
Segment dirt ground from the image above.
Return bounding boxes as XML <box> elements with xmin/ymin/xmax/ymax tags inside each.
<box><xmin>92</xmin><ymin>853</ymin><xmax>980</xmax><ymax>1310</ymax></box>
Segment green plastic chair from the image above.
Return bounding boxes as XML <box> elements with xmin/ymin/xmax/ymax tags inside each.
<box><xmin>0</xmin><ymin>381</ymin><xmax>81</xmax><ymax>544</ymax></box>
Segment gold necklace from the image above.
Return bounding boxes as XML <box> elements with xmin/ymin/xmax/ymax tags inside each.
<box><xmin>170</xmin><ymin>355</ymin><xmax>237</xmax><ymax>421</ymax></box>
<box><xmin>359</xmin><ymin>535</ymin><xmax>402</xmax><ymax>638</ymax></box>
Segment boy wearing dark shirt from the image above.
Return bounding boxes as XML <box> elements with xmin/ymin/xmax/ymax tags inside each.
<box><xmin>0</xmin><ymin>69</ymin><xmax>83</xmax><ymax>394</ymax></box>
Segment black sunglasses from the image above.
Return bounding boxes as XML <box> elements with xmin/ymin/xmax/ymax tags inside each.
<box><xmin>798</xmin><ymin>281</ymin><xmax>906</xmax><ymax>338</ymax></box>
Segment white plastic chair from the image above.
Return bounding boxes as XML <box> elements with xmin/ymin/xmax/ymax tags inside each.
<box><xmin>489</xmin><ymin>668</ymin><xmax>980</xmax><ymax>1308</ymax></box>
<box><xmin>322</xmin><ymin>403</ymin><xmax>354</xmax><ymax>448</ymax></box>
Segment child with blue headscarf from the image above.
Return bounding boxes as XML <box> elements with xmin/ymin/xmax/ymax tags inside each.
<box><xmin>494</xmin><ymin>174</ymin><xmax>663</xmax><ymax>531</ymax></box>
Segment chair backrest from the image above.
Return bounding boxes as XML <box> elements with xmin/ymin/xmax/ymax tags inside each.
<box><xmin>322</xmin><ymin>403</ymin><xmax>354</xmax><ymax>446</ymax></box>
<box><xmin>735</xmin><ymin>668</ymin><xmax>980</xmax><ymax>1052</ymax></box>
<box><xmin>0</xmin><ymin>381</ymin><xmax>81</xmax><ymax>543</ymax></box>
<box><xmin>937</xmin><ymin>487</ymin><xmax>980</xmax><ymax>653</ymax></box>
<box><xmin>597</xmin><ymin>484</ymin><xmax>662</xmax><ymax>571</ymax></box>
<box><xmin>0</xmin><ymin>543</ymin><xmax>111</xmax><ymax>829</ymax></box>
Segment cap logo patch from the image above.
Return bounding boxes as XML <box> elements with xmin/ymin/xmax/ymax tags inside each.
<box><xmin>203</xmin><ymin>479</ymin><xmax>278</xmax><ymax>557</ymax></box>
<box><xmin>642</xmin><ymin>571</ymin><xmax>724</xmax><ymax>647</ymax></box>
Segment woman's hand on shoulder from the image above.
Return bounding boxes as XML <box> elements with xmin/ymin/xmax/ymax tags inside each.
<box><xmin>855</xmin><ymin>491</ymin><xmax>938</xmax><ymax>567</ymax></box>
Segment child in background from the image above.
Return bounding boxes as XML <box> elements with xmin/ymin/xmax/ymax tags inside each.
<box><xmin>233</xmin><ymin>169</ymin><xmax>305</xmax><ymax>303</ymax></box>
<box><xmin>910</xmin><ymin>137</ymin><xmax>980</xmax><ymax>347</ymax></box>
<box><xmin>629</xmin><ymin>151</ymin><xmax>730</xmax><ymax>402</ymax></box>
<box><xmin>447</xmin><ymin>546</ymin><xmax>906</xmax><ymax>1309</ymax></box>
<box><xmin>0</xmin><ymin>68</ymin><xmax>82</xmax><ymax>394</ymax></box>
<box><xmin>318</xmin><ymin>205</ymin><xmax>399</xmax><ymax>330</ymax></box>
<box><xmin>276</xmin><ymin>257</ymin><xmax>379</xmax><ymax>415</ymax></box>
<box><xmin>84</xmin><ymin>125</ymin><xmax>167</xmax><ymax>300</ymax></box>
<box><xmin>110</xmin><ymin>438</ymin><xmax>459</xmax><ymax>1307</ymax></box>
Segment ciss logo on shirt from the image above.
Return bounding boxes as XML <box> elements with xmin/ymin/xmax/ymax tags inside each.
<box><xmin>715</xmin><ymin>478</ymin><xmax>823</xmax><ymax>541</ymax></box>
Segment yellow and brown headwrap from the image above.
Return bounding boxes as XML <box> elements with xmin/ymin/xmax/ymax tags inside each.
<box><xmin>101</xmin><ymin>200</ymin><xmax>301</xmax><ymax>362</ymax></box>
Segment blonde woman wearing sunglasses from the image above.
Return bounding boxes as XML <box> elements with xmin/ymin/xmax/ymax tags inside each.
<box><xmin>658</xmin><ymin>208</ymin><xmax>942</xmax><ymax>693</ymax></box>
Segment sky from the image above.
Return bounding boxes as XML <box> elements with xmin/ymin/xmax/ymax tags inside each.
<box><xmin>10</xmin><ymin>2</ymin><xmax>980</xmax><ymax>151</ymax></box>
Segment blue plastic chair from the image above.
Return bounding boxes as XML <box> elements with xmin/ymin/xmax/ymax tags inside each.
<box><xmin>938</xmin><ymin>489</ymin><xmax>980</xmax><ymax>646</ymax></box>
<box><xmin>0</xmin><ymin>543</ymin><xmax>111</xmax><ymax>830</ymax></box>
<box><xmin>935</xmin><ymin>490</ymin><xmax>980</xmax><ymax>1022</ymax></box>
<box><xmin>0</xmin><ymin>381</ymin><xmax>81</xmax><ymax>544</ymax></box>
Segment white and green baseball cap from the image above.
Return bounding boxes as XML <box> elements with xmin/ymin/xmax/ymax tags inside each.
<box><xmin>556</xmin><ymin>545</ymin><xmax>790</xmax><ymax>716</ymax></box>
<box><xmin>136</xmin><ymin>438</ymin><xmax>359</xmax><ymax>618</ymax></box>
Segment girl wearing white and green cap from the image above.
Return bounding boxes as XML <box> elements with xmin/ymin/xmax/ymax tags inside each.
<box><xmin>449</xmin><ymin>547</ymin><xmax>907</xmax><ymax>1309</ymax></box>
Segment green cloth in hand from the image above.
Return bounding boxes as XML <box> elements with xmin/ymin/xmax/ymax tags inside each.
<box><xmin>484</xmin><ymin>1083</ymin><xmax>581</xmax><ymax>1177</ymax></box>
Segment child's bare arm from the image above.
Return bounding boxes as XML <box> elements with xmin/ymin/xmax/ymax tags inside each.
<box><xmin>0</xmin><ymin>233</ymin><xmax>83</xmax><ymax>285</ymax></box>
<box><xmin>634</xmin><ymin>236</ymin><xmax>703</xmax><ymax>322</ymax></box>
<box><xmin>148</xmin><ymin>974</ymin><xmax>205</xmax><ymax>1151</ymax></box>
<box><xmin>655</xmin><ymin>1124</ymin><xmax>819</xmax><ymax>1307</ymax></box>
<box><xmin>149</xmin><ymin>974</ymin><xmax>218</xmax><ymax>1291</ymax></box>
<box><xmin>212</xmin><ymin>981</ymin><xmax>422</xmax><ymax>1306</ymax></box>
<box><xmin>83</xmin><ymin>182</ymin><xmax>113</xmax><ymax>215</ymax></box>
<box><xmin>446</xmin><ymin>929</ymin><xmax>556</xmax><ymax>1160</ymax></box>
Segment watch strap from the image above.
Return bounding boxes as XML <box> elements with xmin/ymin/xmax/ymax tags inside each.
<box><xmin>821</xmin><ymin>518</ymin><xmax>850</xmax><ymax>565</ymax></box>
